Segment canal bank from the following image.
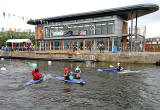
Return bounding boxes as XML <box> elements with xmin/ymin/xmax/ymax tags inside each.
<box><xmin>0</xmin><ymin>51</ymin><xmax>160</xmax><ymax>64</ymax></box>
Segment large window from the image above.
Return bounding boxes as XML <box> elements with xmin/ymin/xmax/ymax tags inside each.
<box><xmin>85</xmin><ymin>39</ymin><xmax>95</xmax><ymax>50</ymax></box>
<box><xmin>97</xmin><ymin>38</ymin><xmax>108</xmax><ymax>50</ymax></box>
<box><xmin>73</xmin><ymin>39</ymin><xmax>83</xmax><ymax>50</ymax></box>
<box><xmin>64</xmin><ymin>40</ymin><xmax>73</xmax><ymax>50</ymax></box>
<box><xmin>89</xmin><ymin>23</ymin><xmax>95</xmax><ymax>35</ymax></box>
<box><xmin>95</xmin><ymin>22</ymin><xmax>102</xmax><ymax>35</ymax></box>
<box><xmin>45</xmin><ymin>27</ymin><xmax>50</xmax><ymax>38</ymax></box>
<box><xmin>72</xmin><ymin>24</ymin><xmax>79</xmax><ymax>36</ymax></box>
<box><xmin>108</xmin><ymin>21</ymin><xmax>115</xmax><ymax>34</ymax></box>
<box><xmin>54</xmin><ymin>40</ymin><xmax>62</xmax><ymax>50</ymax></box>
<box><xmin>101</xmin><ymin>22</ymin><xmax>107</xmax><ymax>35</ymax></box>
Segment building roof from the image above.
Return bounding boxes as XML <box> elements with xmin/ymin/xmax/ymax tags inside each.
<box><xmin>27</xmin><ymin>4</ymin><xmax>159</xmax><ymax>25</ymax></box>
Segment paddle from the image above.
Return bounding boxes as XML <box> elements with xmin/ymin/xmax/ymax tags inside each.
<box><xmin>109</xmin><ymin>65</ymin><xmax>114</xmax><ymax>68</ymax></box>
<box><xmin>28</xmin><ymin>62</ymin><xmax>33</xmax><ymax>68</ymax></box>
<box><xmin>77</xmin><ymin>62</ymin><xmax>83</xmax><ymax>68</ymax></box>
<box><xmin>69</xmin><ymin>64</ymin><xmax>73</xmax><ymax>80</ymax></box>
<box><xmin>28</xmin><ymin>62</ymin><xmax>37</xmax><ymax>69</ymax></box>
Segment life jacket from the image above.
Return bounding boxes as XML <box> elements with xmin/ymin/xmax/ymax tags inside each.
<box><xmin>32</xmin><ymin>70</ymin><xmax>35</xmax><ymax>75</ymax></box>
<box><xmin>65</xmin><ymin>72</ymin><xmax>70</xmax><ymax>76</ymax></box>
<box><xmin>32</xmin><ymin>72</ymin><xmax>43</xmax><ymax>80</ymax></box>
<box><xmin>36</xmin><ymin>72</ymin><xmax>43</xmax><ymax>79</ymax></box>
<box><xmin>116</xmin><ymin>66</ymin><xmax>122</xmax><ymax>72</ymax></box>
<box><xmin>75</xmin><ymin>73</ymin><xmax>80</xmax><ymax>78</ymax></box>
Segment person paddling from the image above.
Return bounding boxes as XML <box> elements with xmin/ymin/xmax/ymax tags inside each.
<box><xmin>32</xmin><ymin>68</ymin><xmax>43</xmax><ymax>80</ymax></box>
<box><xmin>64</xmin><ymin>68</ymin><xmax>70</xmax><ymax>80</ymax></box>
<box><xmin>115</xmin><ymin>63</ymin><xmax>124</xmax><ymax>72</ymax></box>
<box><xmin>74</xmin><ymin>67</ymin><xmax>81</xmax><ymax>79</ymax></box>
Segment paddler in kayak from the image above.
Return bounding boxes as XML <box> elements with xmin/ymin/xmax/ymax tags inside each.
<box><xmin>74</xmin><ymin>67</ymin><xmax>81</xmax><ymax>79</ymax></box>
<box><xmin>115</xmin><ymin>63</ymin><xmax>124</xmax><ymax>72</ymax></box>
<box><xmin>31</xmin><ymin>63</ymin><xmax>43</xmax><ymax>80</ymax></box>
<box><xmin>32</xmin><ymin>68</ymin><xmax>43</xmax><ymax>80</ymax></box>
<box><xmin>64</xmin><ymin>68</ymin><xmax>71</xmax><ymax>80</ymax></box>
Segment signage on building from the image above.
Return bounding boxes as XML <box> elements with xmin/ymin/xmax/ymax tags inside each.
<box><xmin>64</xmin><ymin>31</ymin><xmax>72</xmax><ymax>36</ymax></box>
<box><xmin>80</xmin><ymin>30</ymin><xmax>87</xmax><ymax>35</ymax></box>
<box><xmin>53</xmin><ymin>31</ymin><xmax>64</xmax><ymax>36</ymax></box>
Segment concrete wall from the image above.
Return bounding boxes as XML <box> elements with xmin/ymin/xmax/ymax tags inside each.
<box><xmin>0</xmin><ymin>51</ymin><xmax>160</xmax><ymax>64</ymax></box>
<box><xmin>115</xmin><ymin>17</ymin><xmax>123</xmax><ymax>37</ymax></box>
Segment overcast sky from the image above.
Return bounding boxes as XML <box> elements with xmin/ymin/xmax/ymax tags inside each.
<box><xmin>0</xmin><ymin>0</ymin><xmax>160</xmax><ymax>37</ymax></box>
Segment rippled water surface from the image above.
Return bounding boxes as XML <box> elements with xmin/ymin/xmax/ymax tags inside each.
<box><xmin>0</xmin><ymin>59</ymin><xmax>160</xmax><ymax>110</ymax></box>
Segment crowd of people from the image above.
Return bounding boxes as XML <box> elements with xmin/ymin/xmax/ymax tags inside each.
<box><xmin>0</xmin><ymin>44</ymin><xmax>34</xmax><ymax>52</ymax></box>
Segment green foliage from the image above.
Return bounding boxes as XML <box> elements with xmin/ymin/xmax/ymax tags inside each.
<box><xmin>0</xmin><ymin>32</ymin><xmax>35</xmax><ymax>46</ymax></box>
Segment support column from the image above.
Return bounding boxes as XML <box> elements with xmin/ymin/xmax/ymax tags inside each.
<box><xmin>50</xmin><ymin>40</ymin><xmax>51</xmax><ymax>50</ymax></box>
<box><xmin>130</xmin><ymin>11</ymin><xmax>133</xmax><ymax>52</ymax></box>
<box><xmin>62</xmin><ymin>40</ymin><xmax>64</xmax><ymax>50</ymax></box>
<box><xmin>95</xmin><ymin>39</ymin><xmax>97</xmax><ymax>51</ymax></box>
<box><xmin>135</xmin><ymin>13</ymin><xmax>138</xmax><ymax>51</ymax></box>
<box><xmin>35</xmin><ymin>40</ymin><xmax>37</xmax><ymax>51</ymax></box>
<box><xmin>112</xmin><ymin>37</ymin><xmax>114</xmax><ymax>52</ymax></box>
<box><xmin>108</xmin><ymin>38</ymin><xmax>110</xmax><ymax>51</ymax></box>
<box><xmin>40</xmin><ymin>41</ymin><xmax>41</xmax><ymax>51</ymax></box>
<box><xmin>83</xmin><ymin>39</ymin><xmax>85</xmax><ymax>50</ymax></box>
<box><xmin>53</xmin><ymin>40</ymin><xmax>54</xmax><ymax>50</ymax></box>
<box><xmin>45</xmin><ymin>40</ymin><xmax>46</xmax><ymax>51</ymax></box>
<box><xmin>135</xmin><ymin>13</ymin><xmax>138</xmax><ymax>40</ymax></box>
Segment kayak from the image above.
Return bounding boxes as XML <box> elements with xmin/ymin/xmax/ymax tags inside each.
<box><xmin>97</xmin><ymin>69</ymin><xmax>140</xmax><ymax>73</ymax></box>
<box><xmin>97</xmin><ymin>69</ymin><xmax>119</xmax><ymax>72</ymax></box>
<box><xmin>56</xmin><ymin>76</ymin><xmax>85</xmax><ymax>85</ymax></box>
<box><xmin>26</xmin><ymin>74</ymin><xmax>46</xmax><ymax>85</ymax></box>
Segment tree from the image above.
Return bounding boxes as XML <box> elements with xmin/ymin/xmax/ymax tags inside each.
<box><xmin>0</xmin><ymin>31</ymin><xmax>35</xmax><ymax>46</ymax></box>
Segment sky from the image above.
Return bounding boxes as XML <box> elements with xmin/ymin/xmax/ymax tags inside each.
<box><xmin>0</xmin><ymin>0</ymin><xmax>160</xmax><ymax>37</ymax></box>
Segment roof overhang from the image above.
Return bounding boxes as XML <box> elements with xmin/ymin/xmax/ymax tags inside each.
<box><xmin>6</xmin><ymin>39</ymin><xmax>32</xmax><ymax>43</ymax></box>
<box><xmin>27</xmin><ymin>4</ymin><xmax>159</xmax><ymax>25</ymax></box>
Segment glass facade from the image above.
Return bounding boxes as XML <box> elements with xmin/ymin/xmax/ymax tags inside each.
<box><xmin>44</xmin><ymin>20</ymin><xmax>115</xmax><ymax>38</ymax></box>
<box><xmin>36</xmin><ymin>37</ymin><xmax>121</xmax><ymax>52</ymax></box>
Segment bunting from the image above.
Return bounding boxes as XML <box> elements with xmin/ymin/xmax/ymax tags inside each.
<box><xmin>8</xmin><ymin>13</ymin><xmax>11</xmax><ymax>18</ymax></box>
<box><xmin>0</xmin><ymin>11</ymin><xmax>45</xmax><ymax>32</ymax></box>
<box><xmin>3</xmin><ymin>12</ymin><xmax>5</xmax><ymax>18</ymax></box>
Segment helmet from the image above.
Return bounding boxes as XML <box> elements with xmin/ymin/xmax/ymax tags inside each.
<box><xmin>75</xmin><ymin>67</ymin><xmax>80</xmax><ymax>70</ymax></box>
<box><xmin>35</xmin><ymin>68</ymin><xmax>39</xmax><ymax>72</ymax></box>
<box><xmin>117</xmin><ymin>63</ymin><xmax>120</xmax><ymax>66</ymax></box>
<box><xmin>64</xmin><ymin>68</ymin><xmax>69</xmax><ymax>72</ymax></box>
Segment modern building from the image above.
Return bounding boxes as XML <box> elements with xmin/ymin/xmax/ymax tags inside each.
<box><xmin>27</xmin><ymin>4</ymin><xmax>159</xmax><ymax>52</ymax></box>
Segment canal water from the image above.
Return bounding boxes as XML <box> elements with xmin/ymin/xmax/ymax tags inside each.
<box><xmin>0</xmin><ymin>59</ymin><xmax>160</xmax><ymax>110</ymax></box>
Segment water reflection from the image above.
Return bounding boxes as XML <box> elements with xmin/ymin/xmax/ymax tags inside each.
<box><xmin>63</xmin><ymin>87</ymin><xmax>71</xmax><ymax>93</ymax></box>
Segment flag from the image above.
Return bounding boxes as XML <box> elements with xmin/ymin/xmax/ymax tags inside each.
<box><xmin>14</xmin><ymin>28</ymin><xmax>16</xmax><ymax>32</ymax></box>
<box><xmin>3</xmin><ymin>12</ymin><xmax>5</xmax><ymax>18</ymax></box>
<box><xmin>2</xmin><ymin>27</ymin><xmax>4</xmax><ymax>31</ymax></box>
<box><xmin>8</xmin><ymin>13</ymin><xmax>11</xmax><ymax>18</ymax></box>
<box><xmin>22</xmin><ymin>16</ymin><xmax>24</xmax><ymax>21</ymax></box>
<box><xmin>9</xmin><ymin>28</ymin><xmax>12</xmax><ymax>32</ymax></box>
<box><xmin>26</xmin><ymin>17</ymin><xmax>28</xmax><ymax>22</ymax></box>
